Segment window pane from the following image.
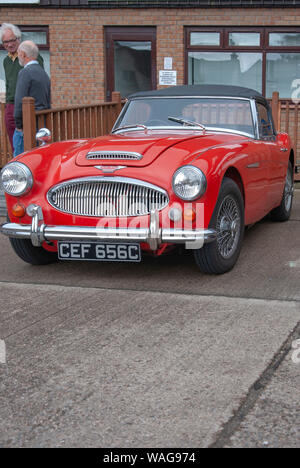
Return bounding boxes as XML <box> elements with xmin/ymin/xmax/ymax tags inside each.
<box><xmin>190</xmin><ymin>32</ymin><xmax>220</xmax><ymax>46</ymax></box>
<box><xmin>229</xmin><ymin>32</ymin><xmax>260</xmax><ymax>46</ymax></box>
<box><xmin>21</xmin><ymin>31</ymin><xmax>47</xmax><ymax>45</ymax></box>
<box><xmin>256</xmin><ymin>103</ymin><xmax>273</xmax><ymax>137</ymax></box>
<box><xmin>114</xmin><ymin>41</ymin><xmax>152</xmax><ymax>97</ymax></box>
<box><xmin>269</xmin><ymin>33</ymin><xmax>300</xmax><ymax>47</ymax></box>
<box><xmin>266</xmin><ymin>53</ymin><xmax>300</xmax><ymax>98</ymax></box>
<box><xmin>0</xmin><ymin>50</ymin><xmax>6</xmax><ymax>95</ymax></box>
<box><xmin>188</xmin><ymin>52</ymin><xmax>262</xmax><ymax>93</ymax></box>
<box><xmin>39</xmin><ymin>51</ymin><xmax>50</xmax><ymax>77</ymax></box>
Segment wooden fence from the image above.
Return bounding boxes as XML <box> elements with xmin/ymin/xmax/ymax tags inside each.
<box><xmin>1</xmin><ymin>91</ymin><xmax>300</xmax><ymax>169</ymax></box>
<box><xmin>0</xmin><ymin>91</ymin><xmax>122</xmax><ymax>167</ymax></box>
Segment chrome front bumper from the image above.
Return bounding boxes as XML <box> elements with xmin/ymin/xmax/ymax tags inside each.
<box><xmin>1</xmin><ymin>205</ymin><xmax>217</xmax><ymax>250</ymax></box>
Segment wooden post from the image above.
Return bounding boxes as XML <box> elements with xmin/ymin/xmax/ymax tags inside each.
<box><xmin>22</xmin><ymin>97</ymin><xmax>36</xmax><ymax>151</ymax></box>
<box><xmin>111</xmin><ymin>91</ymin><xmax>122</xmax><ymax>116</ymax></box>
<box><xmin>271</xmin><ymin>91</ymin><xmax>280</xmax><ymax>132</ymax></box>
<box><xmin>0</xmin><ymin>102</ymin><xmax>7</xmax><ymax>166</ymax></box>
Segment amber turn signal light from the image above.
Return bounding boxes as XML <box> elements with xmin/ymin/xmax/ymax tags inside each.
<box><xmin>12</xmin><ymin>203</ymin><xmax>26</xmax><ymax>218</ymax></box>
<box><xmin>183</xmin><ymin>208</ymin><xmax>196</xmax><ymax>222</ymax></box>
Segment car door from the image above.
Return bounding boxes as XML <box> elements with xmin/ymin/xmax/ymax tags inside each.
<box><xmin>105</xmin><ymin>27</ymin><xmax>156</xmax><ymax>100</ymax></box>
<box><xmin>256</xmin><ymin>101</ymin><xmax>285</xmax><ymax>210</ymax></box>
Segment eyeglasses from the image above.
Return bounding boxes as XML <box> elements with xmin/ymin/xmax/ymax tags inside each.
<box><xmin>2</xmin><ymin>38</ymin><xmax>18</xmax><ymax>45</ymax></box>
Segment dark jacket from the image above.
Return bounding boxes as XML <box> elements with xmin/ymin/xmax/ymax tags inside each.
<box><xmin>14</xmin><ymin>62</ymin><xmax>50</xmax><ymax>129</ymax></box>
<box><xmin>4</xmin><ymin>54</ymin><xmax>44</xmax><ymax>104</ymax></box>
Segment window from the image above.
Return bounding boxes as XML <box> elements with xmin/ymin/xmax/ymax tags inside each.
<box><xmin>186</xmin><ymin>27</ymin><xmax>300</xmax><ymax>98</ymax></box>
<box><xmin>105</xmin><ymin>27</ymin><xmax>156</xmax><ymax>100</ymax></box>
<box><xmin>256</xmin><ymin>102</ymin><xmax>274</xmax><ymax>139</ymax></box>
<box><xmin>0</xmin><ymin>26</ymin><xmax>50</xmax><ymax>94</ymax></box>
<box><xmin>188</xmin><ymin>52</ymin><xmax>262</xmax><ymax>93</ymax></box>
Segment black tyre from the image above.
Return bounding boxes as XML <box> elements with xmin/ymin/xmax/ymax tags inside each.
<box><xmin>270</xmin><ymin>161</ymin><xmax>294</xmax><ymax>222</ymax></box>
<box><xmin>9</xmin><ymin>237</ymin><xmax>57</xmax><ymax>265</ymax></box>
<box><xmin>194</xmin><ymin>177</ymin><xmax>244</xmax><ymax>275</ymax></box>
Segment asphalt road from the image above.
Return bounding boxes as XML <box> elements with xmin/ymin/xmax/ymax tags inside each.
<box><xmin>0</xmin><ymin>192</ymin><xmax>299</xmax><ymax>448</ymax></box>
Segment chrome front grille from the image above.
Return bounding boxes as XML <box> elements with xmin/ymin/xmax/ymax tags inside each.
<box><xmin>47</xmin><ymin>177</ymin><xmax>169</xmax><ymax>217</ymax></box>
<box><xmin>86</xmin><ymin>151</ymin><xmax>142</xmax><ymax>160</ymax></box>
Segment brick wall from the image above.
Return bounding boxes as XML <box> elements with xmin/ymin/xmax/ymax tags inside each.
<box><xmin>1</xmin><ymin>6</ymin><xmax>300</xmax><ymax>108</ymax></box>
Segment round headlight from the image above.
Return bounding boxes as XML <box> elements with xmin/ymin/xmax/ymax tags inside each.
<box><xmin>172</xmin><ymin>165</ymin><xmax>207</xmax><ymax>201</ymax></box>
<box><xmin>0</xmin><ymin>162</ymin><xmax>33</xmax><ymax>196</ymax></box>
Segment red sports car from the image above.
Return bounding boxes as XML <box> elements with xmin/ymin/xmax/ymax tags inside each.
<box><xmin>0</xmin><ymin>85</ymin><xmax>295</xmax><ymax>274</ymax></box>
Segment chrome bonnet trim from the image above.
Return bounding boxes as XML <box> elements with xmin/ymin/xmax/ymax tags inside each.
<box><xmin>86</xmin><ymin>150</ymin><xmax>143</xmax><ymax>160</ymax></box>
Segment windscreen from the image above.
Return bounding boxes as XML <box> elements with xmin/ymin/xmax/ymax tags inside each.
<box><xmin>116</xmin><ymin>97</ymin><xmax>254</xmax><ymax>136</ymax></box>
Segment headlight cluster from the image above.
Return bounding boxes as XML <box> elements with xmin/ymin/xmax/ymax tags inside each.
<box><xmin>0</xmin><ymin>162</ymin><xmax>33</xmax><ymax>196</ymax></box>
<box><xmin>172</xmin><ymin>165</ymin><xmax>207</xmax><ymax>201</ymax></box>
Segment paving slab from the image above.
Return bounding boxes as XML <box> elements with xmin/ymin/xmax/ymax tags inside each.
<box><xmin>0</xmin><ymin>282</ymin><xmax>299</xmax><ymax>447</ymax></box>
<box><xmin>226</xmin><ymin>347</ymin><xmax>300</xmax><ymax>448</ymax></box>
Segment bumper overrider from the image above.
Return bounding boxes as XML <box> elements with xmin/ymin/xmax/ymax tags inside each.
<box><xmin>0</xmin><ymin>205</ymin><xmax>217</xmax><ymax>250</ymax></box>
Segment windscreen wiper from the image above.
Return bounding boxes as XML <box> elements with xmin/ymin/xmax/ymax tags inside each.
<box><xmin>168</xmin><ymin>117</ymin><xmax>206</xmax><ymax>132</ymax></box>
<box><xmin>112</xmin><ymin>124</ymin><xmax>148</xmax><ymax>133</ymax></box>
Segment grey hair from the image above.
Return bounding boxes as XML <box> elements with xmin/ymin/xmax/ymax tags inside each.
<box><xmin>18</xmin><ymin>40</ymin><xmax>39</xmax><ymax>59</ymax></box>
<box><xmin>0</xmin><ymin>23</ymin><xmax>22</xmax><ymax>42</ymax></box>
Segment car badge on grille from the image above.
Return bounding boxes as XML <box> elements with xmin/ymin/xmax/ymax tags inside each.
<box><xmin>95</xmin><ymin>165</ymin><xmax>126</xmax><ymax>173</ymax></box>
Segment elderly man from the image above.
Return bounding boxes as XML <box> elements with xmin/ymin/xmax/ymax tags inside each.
<box><xmin>0</xmin><ymin>23</ymin><xmax>44</xmax><ymax>151</ymax></box>
<box><xmin>13</xmin><ymin>40</ymin><xmax>50</xmax><ymax>156</ymax></box>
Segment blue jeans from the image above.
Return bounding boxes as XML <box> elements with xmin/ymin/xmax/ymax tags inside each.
<box><xmin>13</xmin><ymin>129</ymin><xmax>24</xmax><ymax>157</ymax></box>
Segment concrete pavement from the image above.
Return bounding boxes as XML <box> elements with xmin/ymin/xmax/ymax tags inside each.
<box><xmin>0</xmin><ymin>283</ymin><xmax>299</xmax><ymax>448</ymax></box>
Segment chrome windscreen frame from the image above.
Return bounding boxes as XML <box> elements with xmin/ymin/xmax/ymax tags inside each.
<box><xmin>112</xmin><ymin>96</ymin><xmax>258</xmax><ymax>139</ymax></box>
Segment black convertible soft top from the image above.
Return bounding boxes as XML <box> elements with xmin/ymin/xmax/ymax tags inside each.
<box><xmin>129</xmin><ymin>84</ymin><xmax>268</xmax><ymax>106</ymax></box>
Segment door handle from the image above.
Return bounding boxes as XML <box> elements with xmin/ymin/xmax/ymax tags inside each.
<box><xmin>280</xmin><ymin>147</ymin><xmax>288</xmax><ymax>152</ymax></box>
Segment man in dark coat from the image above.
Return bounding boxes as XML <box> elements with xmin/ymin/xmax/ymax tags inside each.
<box><xmin>0</xmin><ymin>23</ymin><xmax>44</xmax><ymax>152</ymax></box>
<box><xmin>13</xmin><ymin>40</ymin><xmax>50</xmax><ymax>156</ymax></box>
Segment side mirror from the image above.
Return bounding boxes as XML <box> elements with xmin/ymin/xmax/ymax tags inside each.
<box><xmin>36</xmin><ymin>128</ymin><xmax>51</xmax><ymax>146</ymax></box>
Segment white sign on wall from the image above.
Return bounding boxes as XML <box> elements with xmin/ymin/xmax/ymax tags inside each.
<box><xmin>159</xmin><ymin>70</ymin><xmax>177</xmax><ymax>86</ymax></box>
<box><xmin>164</xmin><ymin>57</ymin><xmax>173</xmax><ymax>70</ymax></box>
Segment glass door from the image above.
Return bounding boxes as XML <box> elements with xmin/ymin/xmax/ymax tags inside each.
<box><xmin>106</xmin><ymin>27</ymin><xmax>156</xmax><ymax>100</ymax></box>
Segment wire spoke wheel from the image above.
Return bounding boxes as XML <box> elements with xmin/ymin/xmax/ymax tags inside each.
<box><xmin>283</xmin><ymin>165</ymin><xmax>294</xmax><ymax>213</ymax></box>
<box><xmin>271</xmin><ymin>161</ymin><xmax>294</xmax><ymax>222</ymax></box>
<box><xmin>194</xmin><ymin>177</ymin><xmax>244</xmax><ymax>274</ymax></box>
<box><xmin>216</xmin><ymin>195</ymin><xmax>241</xmax><ymax>259</ymax></box>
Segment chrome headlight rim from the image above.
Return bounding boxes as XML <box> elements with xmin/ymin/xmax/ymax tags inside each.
<box><xmin>1</xmin><ymin>162</ymin><xmax>33</xmax><ymax>196</ymax></box>
<box><xmin>172</xmin><ymin>165</ymin><xmax>207</xmax><ymax>201</ymax></box>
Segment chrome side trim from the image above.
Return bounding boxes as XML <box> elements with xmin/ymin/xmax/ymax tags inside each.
<box><xmin>246</xmin><ymin>162</ymin><xmax>260</xmax><ymax>169</ymax></box>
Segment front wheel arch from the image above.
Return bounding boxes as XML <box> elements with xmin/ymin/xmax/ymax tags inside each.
<box><xmin>223</xmin><ymin>166</ymin><xmax>245</xmax><ymax>206</ymax></box>
<box><xmin>194</xmin><ymin>177</ymin><xmax>245</xmax><ymax>274</ymax></box>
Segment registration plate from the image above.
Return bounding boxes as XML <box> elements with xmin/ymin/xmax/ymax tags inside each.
<box><xmin>58</xmin><ymin>241</ymin><xmax>141</xmax><ymax>262</ymax></box>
